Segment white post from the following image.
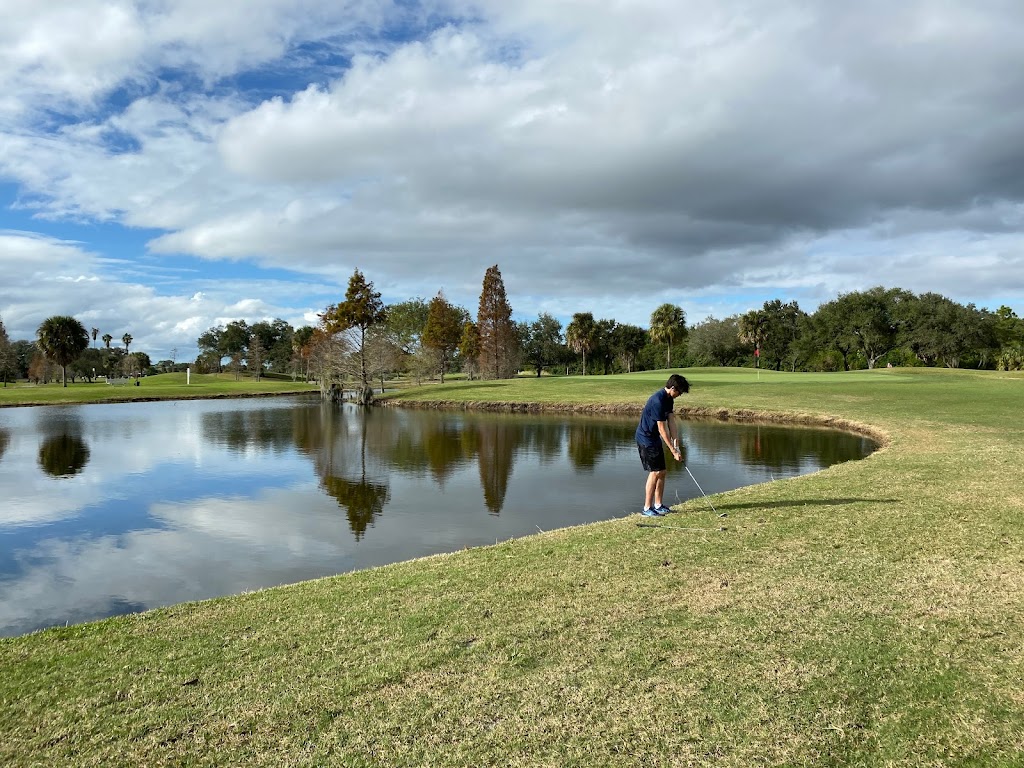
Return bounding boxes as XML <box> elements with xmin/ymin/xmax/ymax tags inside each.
<box><xmin>187</xmin><ymin>367</ymin><xmax>191</xmax><ymax>385</ymax></box>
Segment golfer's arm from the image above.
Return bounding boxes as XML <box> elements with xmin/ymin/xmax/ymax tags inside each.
<box><xmin>657</xmin><ymin>420</ymin><xmax>674</xmax><ymax>448</ymax></box>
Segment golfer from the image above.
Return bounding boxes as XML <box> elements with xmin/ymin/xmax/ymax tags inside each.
<box><xmin>636</xmin><ymin>373</ymin><xmax>689</xmax><ymax>516</ymax></box>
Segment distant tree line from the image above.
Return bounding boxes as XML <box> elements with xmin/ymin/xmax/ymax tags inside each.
<box><xmin>3</xmin><ymin>280</ymin><xmax>1021</xmax><ymax>390</ymax></box>
<box><xmin>728</xmin><ymin>287</ymin><xmax>1024</xmax><ymax>372</ymax></box>
<box><xmin>0</xmin><ymin>316</ymin><xmax>151</xmax><ymax>387</ymax></box>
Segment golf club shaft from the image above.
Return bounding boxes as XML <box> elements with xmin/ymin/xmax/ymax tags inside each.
<box><xmin>685</xmin><ymin>465</ymin><xmax>716</xmax><ymax>513</ymax></box>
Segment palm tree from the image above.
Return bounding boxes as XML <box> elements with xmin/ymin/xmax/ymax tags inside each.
<box><xmin>102</xmin><ymin>333</ymin><xmax>113</xmax><ymax>349</ymax></box>
<box><xmin>122</xmin><ymin>333</ymin><xmax>133</xmax><ymax>353</ymax></box>
<box><xmin>565</xmin><ymin>312</ymin><xmax>596</xmax><ymax>375</ymax></box>
<box><xmin>738</xmin><ymin>309</ymin><xmax>769</xmax><ymax>365</ymax></box>
<box><xmin>91</xmin><ymin>327</ymin><xmax>99</xmax><ymax>348</ymax></box>
<box><xmin>37</xmin><ymin>315</ymin><xmax>90</xmax><ymax>387</ymax></box>
<box><xmin>649</xmin><ymin>304</ymin><xmax>687</xmax><ymax>367</ymax></box>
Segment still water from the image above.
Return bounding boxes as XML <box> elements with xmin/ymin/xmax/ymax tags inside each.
<box><xmin>0</xmin><ymin>396</ymin><xmax>874</xmax><ymax>637</ymax></box>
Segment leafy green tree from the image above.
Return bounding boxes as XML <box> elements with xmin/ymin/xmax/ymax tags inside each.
<box><xmin>121</xmin><ymin>333</ymin><xmax>133</xmax><ymax>353</ymax></box>
<box><xmin>810</xmin><ymin>301</ymin><xmax>858</xmax><ymax>370</ymax></box>
<box><xmin>688</xmin><ymin>315</ymin><xmax>744</xmax><ymax>366</ymax></box>
<box><xmin>122</xmin><ymin>351</ymin><xmax>150</xmax><ymax>378</ymax></box>
<box><xmin>591</xmin><ymin>318</ymin><xmax>618</xmax><ymax>374</ymax></box>
<box><xmin>196</xmin><ymin>326</ymin><xmax>223</xmax><ymax>369</ymax></box>
<box><xmin>459</xmin><ymin>321</ymin><xmax>481</xmax><ymax>381</ymax></box>
<box><xmin>993</xmin><ymin>306</ymin><xmax>1024</xmax><ymax>349</ymax></box>
<box><xmin>8</xmin><ymin>340</ymin><xmax>33</xmax><ymax>380</ymax></box>
<box><xmin>69</xmin><ymin>347</ymin><xmax>105</xmax><ymax>381</ymax></box>
<box><xmin>91</xmin><ymin>327</ymin><xmax>99</xmax><ymax>348</ymax></box>
<box><xmin>292</xmin><ymin>325</ymin><xmax>315</xmax><ymax>380</ymax></box>
<box><xmin>0</xmin><ymin>316</ymin><xmax>15</xmax><ymax>386</ymax></box>
<box><xmin>220</xmin><ymin>321</ymin><xmax>251</xmax><ymax>362</ymax></box>
<box><xmin>746</xmin><ymin>299</ymin><xmax>806</xmax><ymax>371</ymax></box>
<box><xmin>566</xmin><ymin>312</ymin><xmax>596</xmax><ymax>374</ymax></box>
<box><xmin>101</xmin><ymin>333</ymin><xmax>112</xmax><ymax>349</ymax></box>
<box><xmin>901</xmin><ymin>295</ymin><xmax>996</xmax><ymax>368</ymax></box>
<box><xmin>841</xmin><ymin>287</ymin><xmax>910</xmax><ymax>369</ymax></box>
<box><xmin>523</xmin><ymin>313</ymin><xmax>565</xmax><ymax>376</ymax></box>
<box><xmin>785</xmin><ymin>313</ymin><xmax>818</xmax><ymax>372</ymax></box>
<box><xmin>324</xmin><ymin>269</ymin><xmax>387</xmax><ymax>398</ymax></box>
<box><xmin>649</xmin><ymin>304</ymin><xmax>687</xmax><ymax>367</ymax></box>
<box><xmin>611</xmin><ymin>323</ymin><xmax>647</xmax><ymax>373</ymax></box>
<box><xmin>422</xmin><ymin>291</ymin><xmax>467</xmax><ymax>383</ymax></box>
<box><xmin>386</xmin><ymin>298</ymin><xmax>430</xmax><ymax>356</ymax></box>
<box><xmin>250</xmin><ymin>319</ymin><xmax>295</xmax><ymax>372</ymax></box>
<box><xmin>476</xmin><ymin>265</ymin><xmax>518</xmax><ymax>379</ymax></box>
<box><xmin>37</xmin><ymin>315</ymin><xmax>90</xmax><ymax>387</ymax></box>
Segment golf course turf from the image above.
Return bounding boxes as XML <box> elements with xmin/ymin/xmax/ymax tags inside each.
<box><xmin>1</xmin><ymin>367</ymin><xmax>1022</xmax><ymax>766</ymax></box>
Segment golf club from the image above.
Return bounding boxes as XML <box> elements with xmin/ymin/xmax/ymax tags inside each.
<box><xmin>685</xmin><ymin>465</ymin><xmax>717</xmax><ymax>513</ymax></box>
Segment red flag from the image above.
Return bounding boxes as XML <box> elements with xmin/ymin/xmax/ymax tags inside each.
<box><xmin>754</xmin><ymin>346</ymin><xmax>760</xmax><ymax>357</ymax></box>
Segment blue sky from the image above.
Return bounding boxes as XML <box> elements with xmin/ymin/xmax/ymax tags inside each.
<box><xmin>2</xmin><ymin>1</ymin><xmax>1023</xmax><ymax>361</ymax></box>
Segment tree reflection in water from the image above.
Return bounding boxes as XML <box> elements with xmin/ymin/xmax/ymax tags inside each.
<box><xmin>289</xmin><ymin>403</ymin><xmax>395</xmax><ymax>540</ymax></box>
<box><xmin>319</xmin><ymin>474</ymin><xmax>390</xmax><ymax>540</ymax></box>
<box><xmin>280</xmin><ymin>403</ymin><xmax>872</xmax><ymax>538</ymax></box>
<box><xmin>0</xmin><ymin>428</ymin><xmax>9</xmax><ymax>466</ymax></box>
<box><xmin>476</xmin><ymin>420</ymin><xmax>517</xmax><ymax>515</ymax></box>
<box><xmin>294</xmin><ymin>406</ymin><xmax>535</xmax><ymax>524</ymax></box>
<box><xmin>38</xmin><ymin>434</ymin><xmax>91</xmax><ymax>477</ymax></box>
<box><xmin>734</xmin><ymin>424</ymin><xmax>872</xmax><ymax>473</ymax></box>
<box><xmin>202</xmin><ymin>408</ymin><xmax>296</xmax><ymax>454</ymax></box>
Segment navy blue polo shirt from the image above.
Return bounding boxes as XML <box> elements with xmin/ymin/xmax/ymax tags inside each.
<box><xmin>635</xmin><ymin>388</ymin><xmax>673</xmax><ymax>448</ymax></box>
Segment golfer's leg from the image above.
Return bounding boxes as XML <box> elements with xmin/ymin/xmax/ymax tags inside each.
<box><xmin>644</xmin><ymin>471</ymin><xmax>658</xmax><ymax>509</ymax></box>
<box><xmin>654</xmin><ymin>470</ymin><xmax>667</xmax><ymax>507</ymax></box>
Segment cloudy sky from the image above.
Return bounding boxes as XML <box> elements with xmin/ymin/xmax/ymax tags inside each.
<box><xmin>2</xmin><ymin>0</ymin><xmax>1023</xmax><ymax>361</ymax></box>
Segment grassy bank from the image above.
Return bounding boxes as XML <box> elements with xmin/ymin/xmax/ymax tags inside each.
<box><xmin>2</xmin><ymin>367</ymin><xmax>1023</xmax><ymax>766</ymax></box>
<box><xmin>0</xmin><ymin>371</ymin><xmax>317</xmax><ymax>407</ymax></box>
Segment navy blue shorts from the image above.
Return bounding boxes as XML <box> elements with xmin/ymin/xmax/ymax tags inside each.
<box><xmin>638</xmin><ymin>443</ymin><xmax>666</xmax><ymax>472</ymax></box>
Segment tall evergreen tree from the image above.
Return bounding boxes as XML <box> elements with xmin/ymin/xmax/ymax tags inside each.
<box><xmin>459</xmin><ymin>321</ymin><xmax>481</xmax><ymax>380</ymax></box>
<box><xmin>37</xmin><ymin>315</ymin><xmax>90</xmax><ymax>387</ymax></box>
<box><xmin>476</xmin><ymin>265</ymin><xmax>518</xmax><ymax>379</ymax></box>
<box><xmin>324</xmin><ymin>269</ymin><xmax>387</xmax><ymax>398</ymax></box>
<box><xmin>422</xmin><ymin>291</ymin><xmax>466</xmax><ymax>383</ymax></box>
<box><xmin>0</xmin><ymin>315</ymin><xmax>15</xmax><ymax>386</ymax></box>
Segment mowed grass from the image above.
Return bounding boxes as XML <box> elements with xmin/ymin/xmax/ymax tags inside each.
<box><xmin>0</xmin><ymin>372</ymin><xmax>317</xmax><ymax>407</ymax></box>
<box><xmin>2</xmin><ymin>367</ymin><xmax>1023</xmax><ymax>766</ymax></box>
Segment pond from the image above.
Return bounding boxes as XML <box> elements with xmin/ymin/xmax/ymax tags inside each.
<box><xmin>0</xmin><ymin>396</ymin><xmax>875</xmax><ymax>637</ymax></box>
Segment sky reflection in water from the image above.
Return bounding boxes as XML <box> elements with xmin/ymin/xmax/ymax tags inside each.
<box><xmin>0</xmin><ymin>397</ymin><xmax>874</xmax><ymax>637</ymax></box>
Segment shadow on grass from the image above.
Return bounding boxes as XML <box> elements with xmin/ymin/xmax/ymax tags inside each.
<box><xmin>710</xmin><ymin>497</ymin><xmax>901</xmax><ymax>511</ymax></box>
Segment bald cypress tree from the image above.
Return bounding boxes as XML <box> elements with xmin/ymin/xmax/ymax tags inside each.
<box><xmin>324</xmin><ymin>269</ymin><xmax>387</xmax><ymax>402</ymax></box>
<box><xmin>476</xmin><ymin>265</ymin><xmax>518</xmax><ymax>379</ymax></box>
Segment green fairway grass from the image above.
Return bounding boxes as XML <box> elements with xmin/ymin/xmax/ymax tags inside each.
<box><xmin>2</xmin><ymin>367</ymin><xmax>1022</xmax><ymax>766</ymax></box>
<box><xmin>0</xmin><ymin>372</ymin><xmax>317</xmax><ymax>407</ymax></box>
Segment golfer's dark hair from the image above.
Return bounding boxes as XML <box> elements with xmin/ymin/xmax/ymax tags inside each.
<box><xmin>666</xmin><ymin>374</ymin><xmax>689</xmax><ymax>393</ymax></box>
